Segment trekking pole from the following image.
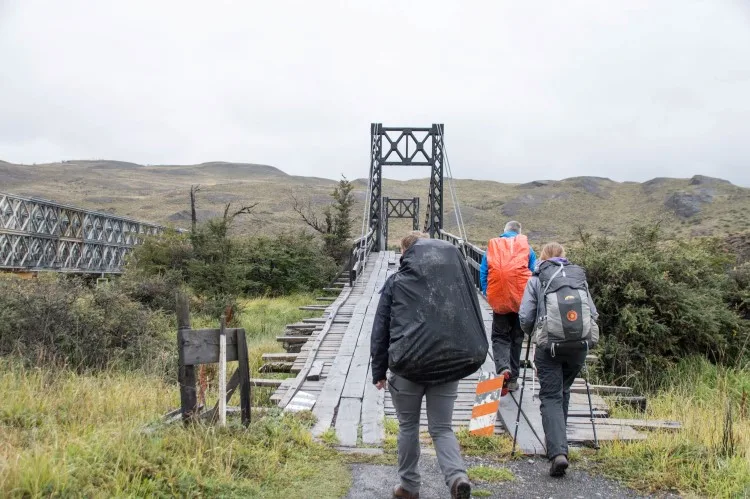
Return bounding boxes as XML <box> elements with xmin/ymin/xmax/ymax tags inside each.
<box><xmin>582</xmin><ymin>345</ymin><xmax>599</xmax><ymax>449</ymax></box>
<box><xmin>511</xmin><ymin>333</ymin><xmax>534</xmax><ymax>457</ymax></box>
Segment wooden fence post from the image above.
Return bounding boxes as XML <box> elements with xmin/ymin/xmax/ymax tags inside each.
<box><xmin>237</xmin><ymin>329</ymin><xmax>252</xmax><ymax>426</ymax></box>
<box><xmin>218</xmin><ymin>315</ymin><xmax>227</xmax><ymax>426</ymax></box>
<box><xmin>176</xmin><ymin>292</ymin><xmax>197</xmax><ymax>423</ymax></box>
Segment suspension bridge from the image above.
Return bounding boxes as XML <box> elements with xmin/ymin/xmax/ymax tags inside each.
<box><xmin>266</xmin><ymin>124</ymin><xmax>672</xmax><ymax>454</ymax></box>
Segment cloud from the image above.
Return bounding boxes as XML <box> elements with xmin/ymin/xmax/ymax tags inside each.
<box><xmin>1</xmin><ymin>0</ymin><xmax>749</xmax><ymax>185</ymax></box>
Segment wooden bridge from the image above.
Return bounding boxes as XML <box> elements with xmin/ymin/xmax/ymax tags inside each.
<box><xmin>268</xmin><ymin>236</ymin><xmax>660</xmax><ymax>454</ymax></box>
<box><xmin>261</xmin><ymin>123</ymin><xmax>675</xmax><ymax>454</ymax></box>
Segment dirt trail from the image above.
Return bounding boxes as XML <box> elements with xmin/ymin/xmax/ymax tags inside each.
<box><xmin>346</xmin><ymin>453</ymin><xmax>673</xmax><ymax>499</ymax></box>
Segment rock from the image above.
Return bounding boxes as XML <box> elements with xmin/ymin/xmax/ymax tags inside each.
<box><xmin>501</xmin><ymin>192</ymin><xmax>570</xmax><ymax>217</ymax></box>
<box><xmin>518</xmin><ymin>180</ymin><xmax>555</xmax><ymax>189</ymax></box>
<box><xmin>563</xmin><ymin>176</ymin><xmax>614</xmax><ymax>198</ymax></box>
<box><xmin>664</xmin><ymin>189</ymin><xmax>715</xmax><ymax>219</ymax></box>
<box><xmin>689</xmin><ymin>175</ymin><xmax>732</xmax><ymax>187</ymax></box>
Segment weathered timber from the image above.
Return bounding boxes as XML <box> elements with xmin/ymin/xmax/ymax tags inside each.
<box><xmin>180</xmin><ymin>328</ymin><xmax>243</xmax><ymax>365</ymax></box>
<box><xmin>307</xmin><ymin>361</ymin><xmax>324</xmax><ymax>381</ymax></box>
<box><xmin>236</xmin><ymin>329</ymin><xmax>251</xmax><ymax>426</ymax></box>
<box><xmin>570</xmin><ymin>384</ymin><xmax>633</xmax><ymax>395</ymax></box>
<box><xmin>176</xmin><ymin>292</ymin><xmax>197</xmax><ymax>423</ymax></box>
<box><xmin>259</xmin><ymin>362</ymin><xmax>293</xmax><ymax>373</ymax></box>
<box><xmin>568</xmin><ymin>417</ymin><xmax>681</xmax><ymax>431</ymax></box>
<box><xmin>262</xmin><ymin>352</ymin><xmax>297</xmax><ymax>362</ymax></box>
<box><xmin>250</xmin><ymin>378</ymin><xmax>283</xmax><ymax>388</ymax></box>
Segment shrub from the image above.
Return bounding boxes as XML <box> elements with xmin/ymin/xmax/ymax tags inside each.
<box><xmin>570</xmin><ymin>225</ymin><xmax>750</xmax><ymax>388</ymax></box>
<box><xmin>235</xmin><ymin>232</ymin><xmax>337</xmax><ymax>296</ymax></box>
<box><xmin>0</xmin><ymin>274</ymin><xmax>173</xmax><ymax>374</ymax></box>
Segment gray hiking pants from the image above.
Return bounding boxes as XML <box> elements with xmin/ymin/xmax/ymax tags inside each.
<box><xmin>388</xmin><ymin>373</ymin><xmax>468</xmax><ymax>494</ymax></box>
<box><xmin>492</xmin><ymin>312</ymin><xmax>524</xmax><ymax>381</ymax></box>
<box><xmin>534</xmin><ymin>346</ymin><xmax>587</xmax><ymax>459</ymax></box>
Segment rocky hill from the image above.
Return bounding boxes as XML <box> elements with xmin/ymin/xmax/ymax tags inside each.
<box><xmin>2</xmin><ymin>159</ymin><xmax>748</xmax><ymax>245</ymax></box>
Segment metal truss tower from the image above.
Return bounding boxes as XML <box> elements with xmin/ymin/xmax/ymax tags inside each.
<box><xmin>369</xmin><ymin>123</ymin><xmax>444</xmax><ymax>250</ymax></box>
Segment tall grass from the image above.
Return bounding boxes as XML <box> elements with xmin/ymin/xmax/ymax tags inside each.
<box><xmin>592</xmin><ymin>357</ymin><xmax>750</xmax><ymax>498</ymax></box>
<box><xmin>0</xmin><ymin>362</ymin><xmax>349</xmax><ymax>498</ymax></box>
<box><xmin>0</xmin><ymin>293</ymin><xmax>350</xmax><ymax>498</ymax></box>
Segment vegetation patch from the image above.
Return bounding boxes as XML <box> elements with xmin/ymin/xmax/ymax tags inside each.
<box><xmin>591</xmin><ymin>358</ymin><xmax>750</xmax><ymax>498</ymax></box>
<box><xmin>467</xmin><ymin>465</ymin><xmax>515</xmax><ymax>483</ymax></box>
<box><xmin>455</xmin><ymin>429</ymin><xmax>514</xmax><ymax>459</ymax></box>
<box><xmin>0</xmin><ymin>360</ymin><xmax>350</xmax><ymax>498</ymax></box>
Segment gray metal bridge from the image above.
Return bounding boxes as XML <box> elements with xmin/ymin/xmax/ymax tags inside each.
<box><xmin>0</xmin><ymin>191</ymin><xmax>165</xmax><ymax>274</ymax></box>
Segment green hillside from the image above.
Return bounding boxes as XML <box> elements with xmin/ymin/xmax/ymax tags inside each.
<box><xmin>2</xmin><ymin>159</ymin><xmax>748</xmax><ymax>246</ymax></box>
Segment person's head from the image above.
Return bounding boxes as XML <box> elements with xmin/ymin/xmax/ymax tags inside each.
<box><xmin>400</xmin><ymin>231</ymin><xmax>429</xmax><ymax>253</ymax></box>
<box><xmin>540</xmin><ymin>242</ymin><xmax>566</xmax><ymax>261</ymax></box>
<box><xmin>504</xmin><ymin>220</ymin><xmax>522</xmax><ymax>234</ymax></box>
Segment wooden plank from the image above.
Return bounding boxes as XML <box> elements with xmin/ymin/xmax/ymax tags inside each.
<box><xmin>236</xmin><ymin>329</ymin><xmax>252</xmax><ymax>426</ymax></box>
<box><xmin>361</xmin><ymin>365</ymin><xmax>385</xmax><ymax>445</ymax></box>
<box><xmin>218</xmin><ymin>316</ymin><xmax>227</xmax><ymax>426</ymax></box>
<box><xmin>249</xmin><ymin>378</ymin><xmax>283</xmax><ymax>388</ymax></box>
<box><xmin>307</xmin><ymin>361</ymin><xmax>324</xmax><ymax>381</ymax></box>
<box><xmin>176</xmin><ymin>292</ymin><xmax>197</xmax><ymax>423</ymax></box>
<box><xmin>570</xmin><ymin>384</ymin><xmax>633</xmax><ymax>395</ymax></box>
<box><xmin>259</xmin><ymin>362</ymin><xmax>293</xmax><ymax>373</ymax></box>
<box><xmin>262</xmin><ymin>353</ymin><xmax>297</xmax><ymax>362</ymax></box>
<box><xmin>312</xmin><ymin>253</ymin><xmax>387</xmax><ymax>436</ymax></box>
<box><xmin>180</xmin><ymin>328</ymin><xmax>243</xmax><ymax>365</ymax></box>
<box><xmin>336</xmin><ymin>397</ymin><xmax>362</xmax><ymax>446</ymax></box>
<box><xmin>567</xmin><ymin>425</ymin><xmax>646</xmax><ymax>443</ymax></box>
<box><xmin>279</xmin><ymin>286</ymin><xmax>353</xmax><ymax>408</ymax></box>
<box><xmin>568</xmin><ymin>418</ymin><xmax>681</xmax><ymax>431</ymax></box>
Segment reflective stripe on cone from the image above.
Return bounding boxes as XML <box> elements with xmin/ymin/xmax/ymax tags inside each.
<box><xmin>469</xmin><ymin>371</ymin><xmax>503</xmax><ymax>435</ymax></box>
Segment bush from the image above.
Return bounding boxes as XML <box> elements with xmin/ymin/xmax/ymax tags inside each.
<box><xmin>570</xmin><ymin>225</ymin><xmax>750</xmax><ymax>388</ymax></box>
<box><xmin>236</xmin><ymin>232</ymin><xmax>337</xmax><ymax>296</ymax></box>
<box><xmin>0</xmin><ymin>274</ymin><xmax>173</xmax><ymax>375</ymax></box>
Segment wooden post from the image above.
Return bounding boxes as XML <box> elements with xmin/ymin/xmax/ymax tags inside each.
<box><xmin>176</xmin><ymin>292</ymin><xmax>197</xmax><ymax>423</ymax></box>
<box><xmin>218</xmin><ymin>315</ymin><xmax>227</xmax><ymax>426</ymax></box>
<box><xmin>236</xmin><ymin>329</ymin><xmax>252</xmax><ymax>426</ymax></box>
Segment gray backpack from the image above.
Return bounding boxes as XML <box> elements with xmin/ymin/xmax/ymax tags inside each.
<box><xmin>533</xmin><ymin>261</ymin><xmax>599</xmax><ymax>352</ymax></box>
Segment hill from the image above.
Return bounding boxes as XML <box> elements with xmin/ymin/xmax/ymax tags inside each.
<box><xmin>2</xmin><ymin>159</ymin><xmax>749</xmax><ymax>245</ymax></box>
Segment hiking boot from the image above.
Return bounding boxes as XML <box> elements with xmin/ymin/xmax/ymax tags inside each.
<box><xmin>392</xmin><ymin>484</ymin><xmax>419</xmax><ymax>499</ymax></box>
<box><xmin>499</xmin><ymin>369</ymin><xmax>512</xmax><ymax>397</ymax></box>
<box><xmin>549</xmin><ymin>454</ymin><xmax>569</xmax><ymax>477</ymax></box>
<box><xmin>506</xmin><ymin>379</ymin><xmax>520</xmax><ymax>392</ymax></box>
<box><xmin>450</xmin><ymin>477</ymin><xmax>471</xmax><ymax>499</ymax></box>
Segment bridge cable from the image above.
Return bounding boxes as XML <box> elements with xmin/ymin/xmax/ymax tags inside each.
<box><xmin>358</xmin><ymin>128</ymin><xmax>377</xmax><ymax>254</ymax></box>
<box><xmin>439</xmin><ymin>127</ymin><xmax>469</xmax><ymax>243</ymax></box>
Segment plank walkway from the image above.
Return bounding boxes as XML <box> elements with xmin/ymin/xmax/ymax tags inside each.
<box><xmin>274</xmin><ymin>251</ymin><xmax>647</xmax><ymax>453</ymax></box>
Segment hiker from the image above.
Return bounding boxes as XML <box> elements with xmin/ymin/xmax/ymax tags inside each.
<box><xmin>371</xmin><ymin>231</ymin><xmax>488</xmax><ymax>499</ymax></box>
<box><xmin>518</xmin><ymin>242</ymin><xmax>599</xmax><ymax>477</ymax></box>
<box><xmin>479</xmin><ymin>220</ymin><xmax>537</xmax><ymax>393</ymax></box>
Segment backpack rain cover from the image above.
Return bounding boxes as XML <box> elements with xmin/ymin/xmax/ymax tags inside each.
<box><xmin>388</xmin><ymin>239</ymin><xmax>489</xmax><ymax>385</ymax></box>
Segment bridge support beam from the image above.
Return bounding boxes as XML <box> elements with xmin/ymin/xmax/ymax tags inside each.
<box><xmin>368</xmin><ymin>123</ymin><xmax>444</xmax><ymax>250</ymax></box>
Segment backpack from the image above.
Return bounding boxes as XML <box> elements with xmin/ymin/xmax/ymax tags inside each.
<box><xmin>486</xmin><ymin>235</ymin><xmax>532</xmax><ymax>314</ymax></box>
<box><xmin>533</xmin><ymin>261</ymin><xmax>599</xmax><ymax>352</ymax></box>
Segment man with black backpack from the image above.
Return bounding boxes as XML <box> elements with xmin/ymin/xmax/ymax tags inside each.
<box><xmin>519</xmin><ymin>242</ymin><xmax>599</xmax><ymax>477</ymax></box>
<box><xmin>371</xmin><ymin>232</ymin><xmax>488</xmax><ymax>499</ymax></box>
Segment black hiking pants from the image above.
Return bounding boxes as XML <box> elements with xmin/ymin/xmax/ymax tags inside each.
<box><xmin>535</xmin><ymin>346</ymin><xmax>587</xmax><ymax>460</ymax></box>
<box><xmin>491</xmin><ymin>312</ymin><xmax>524</xmax><ymax>381</ymax></box>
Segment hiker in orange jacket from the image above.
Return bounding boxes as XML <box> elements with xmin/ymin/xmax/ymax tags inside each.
<box><xmin>479</xmin><ymin>220</ymin><xmax>537</xmax><ymax>393</ymax></box>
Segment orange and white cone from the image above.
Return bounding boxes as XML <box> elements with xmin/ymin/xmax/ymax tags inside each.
<box><xmin>469</xmin><ymin>371</ymin><xmax>508</xmax><ymax>436</ymax></box>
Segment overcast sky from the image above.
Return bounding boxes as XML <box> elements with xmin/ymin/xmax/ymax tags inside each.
<box><xmin>1</xmin><ymin>1</ymin><xmax>749</xmax><ymax>186</ymax></box>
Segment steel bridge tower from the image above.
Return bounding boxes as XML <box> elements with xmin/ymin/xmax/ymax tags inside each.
<box><xmin>368</xmin><ymin>123</ymin><xmax>444</xmax><ymax>250</ymax></box>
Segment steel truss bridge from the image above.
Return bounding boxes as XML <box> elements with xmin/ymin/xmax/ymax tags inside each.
<box><xmin>0</xmin><ymin>191</ymin><xmax>165</xmax><ymax>274</ymax></box>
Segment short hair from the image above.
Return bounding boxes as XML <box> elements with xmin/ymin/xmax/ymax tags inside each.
<box><xmin>400</xmin><ymin>231</ymin><xmax>429</xmax><ymax>252</ymax></box>
<box><xmin>540</xmin><ymin>242</ymin><xmax>566</xmax><ymax>261</ymax></box>
<box><xmin>504</xmin><ymin>220</ymin><xmax>522</xmax><ymax>234</ymax></box>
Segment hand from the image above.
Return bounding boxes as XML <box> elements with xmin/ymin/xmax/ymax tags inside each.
<box><xmin>375</xmin><ymin>379</ymin><xmax>387</xmax><ymax>390</ymax></box>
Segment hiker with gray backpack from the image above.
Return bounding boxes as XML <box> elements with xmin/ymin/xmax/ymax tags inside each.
<box><xmin>518</xmin><ymin>242</ymin><xmax>600</xmax><ymax>477</ymax></box>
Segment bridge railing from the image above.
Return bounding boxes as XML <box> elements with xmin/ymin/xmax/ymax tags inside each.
<box><xmin>0</xmin><ymin>191</ymin><xmax>166</xmax><ymax>274</ymax></box>
<box><xmin>437</xmin><ymin>229</ymin><xmax>485</xmax><ymax>291</ymax></box>
<box><xmin>328</xmin><ymin>228</ymin><xmax>375</xmax><ymax>288</ymax></box>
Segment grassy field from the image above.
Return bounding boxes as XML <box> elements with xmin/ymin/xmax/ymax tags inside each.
<box><xmin>0</xmin><ymin>293</ymin><xmax>351</xmax><ymax>498</ymax></box>
<box><xmin>3</xmin><ymin>160</ymin><xmax>749</xmax><ymax>245</ymax></box>
<box><xmin>591</xmin><ymin>358</ymin><xmax>750</xmax><ymax>498</ymax></box>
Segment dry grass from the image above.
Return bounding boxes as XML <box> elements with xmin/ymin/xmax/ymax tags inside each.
<box><xmin>591</xmin><ymin>358</ymin><xmax>750</xmax><ymax>498</ymax></box>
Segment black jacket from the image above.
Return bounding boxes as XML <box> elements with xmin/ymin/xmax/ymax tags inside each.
<box><xmin>370</xmin><ymin>239</ymin><xmax>488</xmax><ymax>385</ymax></box>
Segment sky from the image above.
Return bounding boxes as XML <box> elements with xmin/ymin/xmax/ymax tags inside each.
<box><xmin>1</xmin><ymin>1</ymin><xmax>749</xmax><ymax>186</ymax></box>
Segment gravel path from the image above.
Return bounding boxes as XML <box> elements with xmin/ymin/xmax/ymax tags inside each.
<box><xmin>346</xmin><ymin>453</ymin><xmax>670</xmax><ymax>499</ymax></box>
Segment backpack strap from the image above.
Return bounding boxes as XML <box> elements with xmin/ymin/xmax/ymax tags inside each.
<box><xmin>542</xmin><ymin>262</ymin><xmax>565</xmax><ymax>295</ymax></box>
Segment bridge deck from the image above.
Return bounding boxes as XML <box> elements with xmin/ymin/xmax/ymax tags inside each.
<box><xmin>273</xmin><ymin>252</ymin><xmax>645</xmax><ymax>453</ymax></box>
